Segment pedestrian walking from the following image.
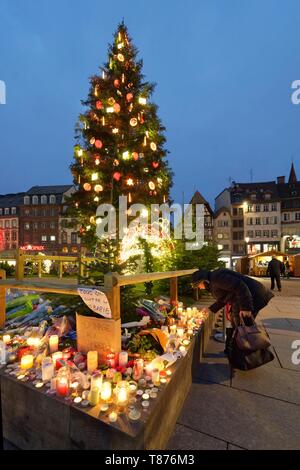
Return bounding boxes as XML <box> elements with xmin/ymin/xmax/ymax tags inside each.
<box><xmin>266</xmin><ymin>255</ymin><xmax>282</xmax><ymax>291</ymax></box>
<box><xmin>285</xmin><ymin>260</ymin><xmax>291</xmax><ymax>279</ymax></box>
<box><xmin>192</xmin><ymin>268</ymin><xmax>274</xmax><ymax>354</ymax></box>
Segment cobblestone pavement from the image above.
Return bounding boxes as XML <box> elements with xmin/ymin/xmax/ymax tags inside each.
<box><xmin>167</xmin><ymin>277</ymin><xmax>300</xmax><ymax>450</ymax></box>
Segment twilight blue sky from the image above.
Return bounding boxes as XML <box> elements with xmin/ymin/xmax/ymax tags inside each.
<box><xmin>0</xmin><ymin>0</ymin><xmax>300</xmax><ymax>207</ymax></box>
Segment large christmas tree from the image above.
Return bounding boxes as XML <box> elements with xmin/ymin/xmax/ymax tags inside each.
<box><xmin>69</xmin><ymin>22</ymin><xmax>173</xmax><ymax>274</ymax></box>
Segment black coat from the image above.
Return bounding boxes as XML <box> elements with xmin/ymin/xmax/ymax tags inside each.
<box><xmin>206</xmin><ymin>269</ymin><xmax>274</xmax><ymax>314</ymax></box>
<box><xmin>267</xmin><ymin>259</ymin><xmax>282</xmax><ymax>276</ymax></box>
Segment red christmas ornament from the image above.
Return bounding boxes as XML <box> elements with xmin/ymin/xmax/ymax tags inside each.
<box><xmin>95</xmin><ymin>140</ymin><xmax>103</xmax><ymax>149</ymax></box>
<box><xmin>113</xmin><ymin>172</ymin><xmax>122</xmax><ymax>181</ymax></box>
<box><xmin>132</xmin><ymin>152</ymin><xmax>139</xmax><ymax>161</ymax></box>
<box><xmin>114</xmin><ymin>79</ymin><xmax>120</xmax><ymax>88</ymax></box>
<box><xmin>96</xmin><ymin>100</ymin><xmax>103</xmax><ymax>110</ymax></box>
<box><xmin>140</xmin><ymin>115</ymin><xmax>145</xmax><ymax>124</ymax></box>
<box><xmin>152</xmin><ymin>162</ymin><xmax>159</xmax><ymax>169</ymax></box>
<box><xmin>126</xmin><ymin>92</ymin><xmax>133</xmax><ymax>102</ymax></box>
<box><xmin>113</xmin><ymin>103</ymin><xmax>121</xmax><ymax>113</ymax></box>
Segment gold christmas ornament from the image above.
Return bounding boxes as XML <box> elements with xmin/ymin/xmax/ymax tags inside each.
<box><xmin>149</xmin><ymin>181</ymin><xmax>156</xmax><ymax>190</ymax></box>
<box><xmin>108</xmin><ymin>97</ymin><xmax>115</xmax><ymax>105</ymax></box>
<box><xmin>113</xmin><ymin>103</ymin><xmax>121</xmax><ymax>113</ymax></box>
<box><xmin>150</xmin><ymin>142</ymin><xmax>157</xmax><ymax>151</ymax></box>
<box><xmin>77</xmin><ymin>148</ymin><xmax>83</xmax><ymax>157</ymax></box>
<box><xmin>94</xmin><ymin>184</ymin><xmax>104</xmax><ymax>193</ymax></box>
<box><xmin>90</xmin><ymin>137</ymin><xmax>95</xmax><ymax>145</ymax></box>
<box><xmin>130</xmin><ymin>118</ymin><xmax>138</xmax><ymax>127</ymax></box>
<box><xmin>117</xmin><ymin>53</ymin><xmax>125</xmax><ymax>62</ymax></box>
<box><xmin>126</xmin><ymin>178</ymin><xmax>134</xmax><ymax>186</ymax></box>
<box><xmin>113</xmin><ymin>159</ymin><xmax>120</xmax><ymax>166</ymax></box>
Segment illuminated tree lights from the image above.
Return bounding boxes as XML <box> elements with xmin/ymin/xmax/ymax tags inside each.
<box><xmin>68</xmin><ymin>21</ymin><xmax>173</xmax><ymax>269</ymax></box>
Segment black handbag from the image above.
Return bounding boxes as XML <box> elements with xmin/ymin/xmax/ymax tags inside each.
<box><xmin>228</xmin><ymin>329</ymin><xmax>274</xmax><ymax>371</ymax></box>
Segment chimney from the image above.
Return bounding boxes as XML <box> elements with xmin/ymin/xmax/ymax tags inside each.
<box><xmin>277</xmin><ymin>176</ymin><xmax>285</xmax><ymax>184</ymax></box>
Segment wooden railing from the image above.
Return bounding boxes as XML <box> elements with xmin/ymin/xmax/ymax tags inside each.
<box><xmin>0</xmin><ymin>249</ymin><xmax>97</xmax><ymax>280</ymax></box>
<box><xmin>0</xmin><ymin>268</ymin><xmax>198</xmax><ymax>328</ymax></box>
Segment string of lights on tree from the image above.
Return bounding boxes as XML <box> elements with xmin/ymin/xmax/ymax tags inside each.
<box><xmin>69</xmin><ymin>22</ymin><xmax>173</xmax><ymax>256</ymax></box>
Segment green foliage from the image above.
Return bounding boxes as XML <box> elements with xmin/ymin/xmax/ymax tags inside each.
<box><xmin>0</xmin><ymin>261</ymin><xmax>15</xmax><ymax>277</ymax></box>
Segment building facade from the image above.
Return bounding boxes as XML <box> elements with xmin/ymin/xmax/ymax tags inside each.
<box><xmin>190</xmin><ymin>191</ymin><xmax>214</xmax><ymax>245</ymax></box>
<box><xmin>0</xmin><ymin>193</ymin><xmax>24</xmax><ymax>251</ymax></box>
<box><xmin>213</xmin><ymin>207</ymin><xmax>232</xmax><ymax>267</ymax></box>
<box><xmin>19</xmin><ymin>185</ymin><xmax>79</xmax><ymax>255</ymax></box>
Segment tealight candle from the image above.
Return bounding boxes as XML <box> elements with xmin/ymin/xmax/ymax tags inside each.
<box><xmin>100</xmin><ymin>381</ymin><xmax>112</xmax><ymax>402</ymax></box>
<box><xmin>160</xmin><ymin>378</ymin><xmax>167</xmax><ymax>384</ymax></box>
<box><xmin>108</xmin><ymin>411</ymin><xmax>118</xmax><ymax>422</ymax></box>
<box><xmin>128</xmin><ymin>381</ymin><xmax>138</xmax><ymax>394</ymax></box>
<box><xmin>3</xmin><ymin>335</ymin><xmax>11</xmax><ymax>345</ymax></box>
<box><xmin>118</xmin><ymin>351</ymin><xmax>128</xmax><ymax>368</ymax></box>
<box><xmin>87</xmin><ymin>351</ymin><xmax>98</xmax><ymax>374</ymax></box>
<box><xmin>177</xmin><ymin>307</ymin><xmax>183</xmax><ymax>314</ymax></box>
<box><xmin>142</xmin><ymin>393</ymin><xmax>149</xmax><ymax>400</ymax></box>
<box><xmin>42</xmin><ymin>357</ymin><xmax>54</xmax><ymax>382</ymax></box>
<box><xmin>21</xmin><ymin>354</ymin><xmax>34</xmax><ymax>370</ymax></box>
<box><xmin>49</xmin><ymin>335</ymin><xmax>59</xmax><ymax>353</ymax></box>
<box><xmin>179</xmin><ymin>345</ymin><xmax>186</xmax><ymax>353</ymax></box>
<box><xmin>166</xmin><ymin>370</ymin><xmax>172</xmax><ymax>376</ymax></box>
<box><xmin>74</xmin><ymin>396</ymin><xmax>82</xmax><ymax>404</ymax></box>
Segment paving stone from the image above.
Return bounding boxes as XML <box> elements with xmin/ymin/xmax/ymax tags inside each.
<box><xmin>167</xmin><ymin>424</ymin><xmax>227</xmax><ymax>450</ymax></box>
<box><xmin>273</xmin><ymin>347</ymin><xmax>300</xmax><ymax>372</ymax></box>
<box><xmin>231</xmin><ymin>362</ymin><xmax>300</xmax><ymax>405</ymax></box>
<box><xmin>177</xmin><ymin>381</ymin><xmax>300</xmax><ymax>450</ymax></box>
<box><xmin>263</xmin><ymin>318</ymin><xmax>296</xmax><ymax>335</ymax></box>
<box><xmin>269</xmin><ymin>333</ymin><xmax>300</xmax><ymax>350</ymax></box>
<box><xmin>228</xmin><ymin>444</ymin><xmax>246</xmax><ymax>450</ymax></box>
<box><xmin>193</xmin><ymin>339</ymin><xmax>231</xmax><ymax>386</ymax></box>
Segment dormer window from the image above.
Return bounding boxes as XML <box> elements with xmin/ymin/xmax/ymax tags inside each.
<box><xmin>32</xmin><ymin>195</ymin><xmax>38</xmax><ymax>205</ymax></box>
<box><xmin>24</xmin><ymin>196</ymin><xmax>30</xmax><ymax>205</ymax></box>
<box><xmin>41</xmin><ymin>195</ymin><xmax>47</xmax><ymax>204</ymax></box>
<box><xmin>49</xmin><ymin>195</ymin><xmax>56</xmax><ymax>204</ymax></box>
<box><xmin>264</xmin><ymin>193</ymin><xmax>271</xmax><ymax>200</ymax></box>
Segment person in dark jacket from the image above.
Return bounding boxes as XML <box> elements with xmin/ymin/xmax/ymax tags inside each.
<box><xmin>266</xmin><ymin>256</ymin><xmax>282</xmax><ymax>291</ymax></box>
<box><xmin>192</xmin><ymin>268</ymin><xmax>274</xmax><ymax>352</ymax></box>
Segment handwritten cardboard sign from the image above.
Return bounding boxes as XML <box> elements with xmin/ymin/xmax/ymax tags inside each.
<box><xmin>78</xmin><ymin>287</ymin><xmax>112</xmax><ymax>319</ymax></box>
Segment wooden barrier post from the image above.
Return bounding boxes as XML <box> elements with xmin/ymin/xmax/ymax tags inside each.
<box><xmin>0</xmin><ymin>268</ymin><xmax>6</xmax><ymax>328</ymax></box>
<box><xmin>59</xmin><ymin>261</ymin><xmax>63</xmax><ymax>279</ymax></box>
<box><xmin>38</xmin><ymin>260</ymin><xmax>42</xmax><ymax>278</ymax></box>
<box><xmin>15</xmin><ymin>249</ymin><xmax>24</xmax><ymax>281</ymax></box>
<box><xmin>104</xmin><ymin>272</ymin><xmax>120</xmax><ymax>320</ymax></box>
<box><xmin>170</xmin><ymin>276</ymin><xmax>178</xmax><ymax>306</ymax></box>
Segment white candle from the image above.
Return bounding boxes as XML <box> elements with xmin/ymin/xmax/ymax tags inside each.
<box><xmin>109</xmin><ymin>411</ymin><xmax>118</xmax><ymax>422</ymax></box>
<box><xmin>145</xmin><ymin>364</ymin><xmax>153</xmax><ymax>377</ymax></box>
<box><xmin>87</xmin><ymin>351</ymin><xmax>98</xmax><ymax>374</ymax></box>
<box><xmin>3</xmin><ymin>335</ymin><xmax>10</xmax><ymax>345</ymax></box>
<box><xmin>151</xmin><ymin>368</ymin><xmax>160</xmax><ymax>385</ymax></box>
<box><xmin>52</xmin><ymin>351</ymin><xmax>63</xmax><ymax>369</ymax></box>
<box><xmin>89</xmin><ymin>387</ymin><xmax>100</xmax><ymax>406</ymax></box>
<box><xmin>42</xmin><ymin>357</ymin><xmax>54</xmax><ymax>381</ymax></box>
<box><xmin>177</xmin><ymin>327</ymin><xmax>184</xmax><ymax>338</ymax></box>
<box><xmin>100</xmin><ymin>381</ymin><xmax>112</xmax><ymax>402</ymax></box>
<box><xmin>49</xmin><ymin>335</ymin><xmax>59</xmax><ymax>353</ymax></box>
<box><xmin>177</xmin><ymin>307</ymin><xmax>183</xmax><ymax>314</ymax></box>
<box><xmin>21</xmin><ymin>354</ymin><xmax>34</xmax><ymax>370</ymax></box>
<box><xmin>170</xmin><ymin>325</ymin><xmax>176</xmax><ymax>335</ymax></box>
<box><xmin>91</xmin><ymin>373</ymin><xmax>103</xmax><ymax>392</ymax></box>
<box><xmin>0</xmin><ymin>340</ymin><xmax>6</xmax><ymax>364</ymax></box>
<box><xmin>118</xmin><ymin>351</ymin><xmax>128</xmax><ymax>368</ymax></box>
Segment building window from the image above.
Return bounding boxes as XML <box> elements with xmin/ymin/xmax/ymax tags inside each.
<box><xmin>232</xmin><ymin>208</ymin><xmax>238</xmax><ymax>216</ymax></box>
<box><xmin>49</xmin><ymin>195</ymin><xmax>56</xmax><ymax>204</ymax></box>
<box><xmin>41</xmin><ymin>195</ymin><xmax>47</xmax><ymax>204</ymax></box>
<box><xmin>41</xmin><ymin>222</ymin><xmax>46</xmax><ymax>229</ymax></box>
<box><xmin>5</xmin><ymin>220</ymin><xmax>10</xmax><ymax>228</ymax></box>
<box><xmin>32</xmin><ymin>195</ymin><xmax>38</xmax><ymax>205</ymax></box>
<box><xmin>247</xmin><ymin>218</ymin><xmax>253</xmax><ymax>225</ymax></box>
<box><xmin>262</xmin><ymin>217</ymin><xmax>269</xmax><ymax>225</ymax></box>
<box><xmin>255</xmin><ymin>205</ymin><xmax>261</xmax><ymax>212</ymax></box>
<box><xmin>50</xmin><ymin>208</ymin><xmax>56</xmax><ymax>216</ymax></box>
<box><xmin>33</xmin><ymin>208</ymin><xmax>39</xmax><ymax>217</ymax></box>
<box><xmin>217</xmin><ymin>244</ymin><xmax>223</xmax><ymax>250</ymax></box>
<box><xmin>238</xmin><ymin>208</ymin><xmax>243</xmax><ymax>215</ymax></box>
<box><xmin>5</xmin><ymin>231</ymin><xmax>10</xmax><ymax>241</ymax></box>
<box><xmin>247</xmin><ymin>205</ymin><xmax>253</xmax><ymax>213</ymax></box>
<box><xmin>255</xmin><ymin>218</ymin><xmax>261</xmax><ymax>225</ymax></box>
<box><xmin>247</xmin><ymin>230</ymin><xmax>254</xmax><ymax>238</ymax></box>
<box><xmin>263</xmin><ymin>230</ymin><xmax>269</xmax><ymax>237</ymax></box>
<box><xmin>50</xmin><ymin>222</ymin><xmax>56</xmax><ymax>230</ymax></box>
<box><xmin>24</xmin><ymin>196</ymin><xmax>30</xmax><ymax>205</ymax></box>
<box><xmin>223</xmin><ymin>233</ymin><xmax>229</xmax><ymax>239</ymax></box>
<box><xmin>11</xmin><ymin>207</ymin><xmax>16</xmax><ymax>215</ymax></box>
<box><xmin>4</xmin><ymin>208</ymin><xmax>9</xmax><ymax>215</ymax></box>
<box><xmin>62</xmin><ymin>232</ymin><xmax>68</xmax><ymax>243</ymax></box>
<box><xmin>50</xmin><ymin>235</ymin><xmax>56</xmax><ymax>242</ymax></box>
<box><xmin>41</xmin><ymin>235</ymin><xmax>47</xmax><ymax>242</ymax></box>
<box><xmin>71</xmin><ymin>232</ymin><xmax>77</xmax><ymax>244</ymax></box>
<box><xmin>0</xmin><ymin>221</ymin><xmax>3</xmax><ymax>228</ymax></box>
<box><xmin>271</xmin><ymin>230</ymin><xmax>278</xmax><ymax>237</ymax></box>
<box><xmin>33</xmin><ymin>222</ymin><xmax>38</xmax><ymax>230</ymax></box>
<box><xmin>12</xmin><ymin>231</ymin><xmax>17</xmax><ymax>241</ymax></box>
<box><xmin>295</xmin><ymin>213</ymin><xmax>300</xmax><ymax>221</ymax></box>
<box><xmin>255</xmin><ymin>230</ymin><xmax>261</xmax><ymax>237</ymax></box>
<box><xmin>263</xmin><ymin>204</ymin><xmax>269</xmax><ymax>212</ymax></box>
<box><xmin>283</xmin><ymin>213</ymin><xmax>290</xmax><ymax>222</ymax></box>
<box><xmin>271</xmin><ymin>203</ymin><xmax>277</xmax><ymax>211</ymax></box>
<box><xmin>24</xmin><ymin>222</ymin><xmax>30</xmax><ymax>230</ymax></box>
